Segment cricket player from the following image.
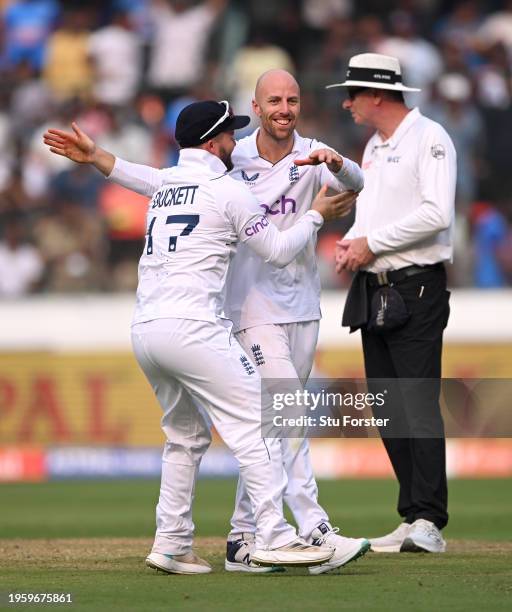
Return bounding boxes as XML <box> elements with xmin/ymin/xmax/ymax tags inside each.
<box><xmin>223</xmin><ymin>70</ymin><xmax>370</xmax><ymax>574</ymax></box>
<box><xmin>45</xmin><ymin>71</ymin><xmax>370</xmax><ymax>575</ymax></box>
<box><xmin>45</xmin><ymin>100</ymin><xmax>357</xmax><ymax>573</ymax></box>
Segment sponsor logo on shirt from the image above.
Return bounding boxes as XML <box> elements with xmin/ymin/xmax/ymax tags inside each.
<box><xmin>289</xmin><ymin>164</ymin><xmax>300</xmax><ymax>183</ymax></box>
<box><xmin>245</xmin><ymin>215</ymin><xmax>270</xmax><ymax>236</ymax></box>
<box><xmin>387</xmin><ymin>156</ymin><xmax>401</xmax><ymax>163</ymax></box>
<box><xmin>260</xmin><ymin>195</ymin><xmax>297</xmax><ymax>216</ymax></box>
<box><xmin>431</xmin><ymin>144</ymin><xmax>446</xmax><ymax>159</ymax></box>
<box><xmin>241</xmin><ymin>170</ymin><xmax>260</xmax><ymax>184</ymax></box>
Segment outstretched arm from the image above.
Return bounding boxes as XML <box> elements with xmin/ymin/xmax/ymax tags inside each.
<box><xmin>43</xmin><ymin>122</ymin><xmax>115</xmax><ymax>176</ymax></box>
<box><xmin>43</xmin><ymin>123</ymin><xmax>167</xmax><ymax>197</ymax></box>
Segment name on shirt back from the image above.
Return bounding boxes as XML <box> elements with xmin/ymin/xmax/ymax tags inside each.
<box><xmin>151</xmin><ymin>185</ymin><xmax>199</xmax><ymax>208</ymax></box>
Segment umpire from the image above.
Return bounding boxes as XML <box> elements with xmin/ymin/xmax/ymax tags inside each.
<box><xmin>331</xmin><ymin>54</ymin><xmax>456</xmax><ymax>553</ymax></box>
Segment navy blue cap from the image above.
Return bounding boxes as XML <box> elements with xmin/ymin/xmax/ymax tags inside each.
<box><xmin>175</xmin><ymin>100</ymin><xmax>250</xmax><ymax>148</ymax></box>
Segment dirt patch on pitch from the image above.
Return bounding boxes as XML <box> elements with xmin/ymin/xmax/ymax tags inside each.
<box><xmin>0</xmin><ymin>537</ymin><xmax>226</xmax><ymax>569</ymax></box>
<box><xmin>447</xmin><ymin>540</ymin><xmax>512</xmax><ymax>554</ymax></box>
<box><xmin>0</xmin><ymin>537</ymin><xmax>510</xmax><ymax>567</ymax></box>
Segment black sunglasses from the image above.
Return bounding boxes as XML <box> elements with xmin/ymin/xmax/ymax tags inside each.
<box><xmin>347</xmin><ymin>87</ymin><xmax>368</xmax><ymax>101</ymax></box>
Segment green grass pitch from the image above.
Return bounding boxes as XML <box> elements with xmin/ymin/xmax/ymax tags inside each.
<box><xmin>0</xmin><ymin>478</ymin><xmax>510</xmax><ymax>611</ymax></box>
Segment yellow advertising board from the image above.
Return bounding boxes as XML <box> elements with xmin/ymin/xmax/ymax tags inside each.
<box><xmin>0</xmin><ymin>353</ymin><xmax>162</xmax><ymax>446</ymax></box>
<box><xmin>1</xmin><ymin>343</ymin><xmax>512</xmax><ymax>447</ymax></box>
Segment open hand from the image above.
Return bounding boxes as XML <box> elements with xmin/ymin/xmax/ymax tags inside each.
<box><xmin>311</xmin><ymin>186</ymin><xmax>357</xmax><ymax>222</ymax></box>
<box><xmin>43</xmin><ymin>122</ymin><xmax>96</xmax><ymax>163</ymax></box>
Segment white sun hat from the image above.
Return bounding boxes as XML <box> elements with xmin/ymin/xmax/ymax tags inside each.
<box><xmin>326</xmin><ymin>53</ymin><xmax>421</xmax><ymax>92</ymax></box>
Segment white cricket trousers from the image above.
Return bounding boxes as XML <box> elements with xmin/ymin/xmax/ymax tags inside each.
<box><xmin>131</xmin><ymin>317</ymin><xmax>297</xmax><ymax>554</ymax></box>
<box><xmin>229</xmin><ymin>321</ymin><xmax>330</xmax><ymax>541</ymax></box>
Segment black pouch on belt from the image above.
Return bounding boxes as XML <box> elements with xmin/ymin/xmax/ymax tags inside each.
<box><xmin>367</xmin><ymin>286</ymin><xmax>410</xmax><ymax>333</ymax></box>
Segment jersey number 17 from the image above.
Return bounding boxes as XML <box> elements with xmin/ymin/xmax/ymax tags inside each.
<box><xmin>146</xmin><ymin>214</ymin><xmax>200</xmax><ymax>254</ymax></box>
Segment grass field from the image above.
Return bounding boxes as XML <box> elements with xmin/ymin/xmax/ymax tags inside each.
<box><xmin>0</xmin><ymin>479</ymin><xmax>511</xmax><ymax>611</ymax></box>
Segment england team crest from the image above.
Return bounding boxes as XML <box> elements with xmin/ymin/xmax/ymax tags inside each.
<box><xmin>289</xmin><ymin>164</ymin><xmax>299</xmax><ymax>183</ymax></box>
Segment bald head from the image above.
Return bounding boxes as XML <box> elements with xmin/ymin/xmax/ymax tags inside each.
<box><xmin>255</xmin><ymin>69</ymin><xmax>300</xmax><ymax>103</ymax></box>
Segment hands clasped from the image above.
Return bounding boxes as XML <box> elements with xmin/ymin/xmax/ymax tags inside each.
<box><xmin>336</xmin><ymin>237</ymin><xmax>376</xmax><ymax>273</ymax></box>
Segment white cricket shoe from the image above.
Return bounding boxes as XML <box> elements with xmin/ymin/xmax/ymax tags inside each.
<box><xmin>308</xmin><ymin>523</ymin><xmax>370</xmax><ymax>575</ymax></box>
<box><xmin>400</xmin><ymin>519</ymin><xmax>446</xmax><ymax>553</ymax></box>
<box><xmin>369</xmin><ymin>522</ymin><xmax>412</xmax><ymax>553</ymax></box>
<box><xmin>251</xmin><ymin>537</ymin><xmax>334</xmax><ymax>567</ymax></box>
<box><xmin>146</xmin><ymin>551</ymin><xmax>212</xmax><ymax>574</ymax></box>
<box><xmin>225</xmin><ymin>533</ymin><xmax>281</xmax><ymax>573</ymax></box>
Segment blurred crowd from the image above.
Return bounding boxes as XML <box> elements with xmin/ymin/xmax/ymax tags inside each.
<box><xmin>0</xmin><ymin>0</ymin><xmax>512</xmax><ymax>297</ymax></box>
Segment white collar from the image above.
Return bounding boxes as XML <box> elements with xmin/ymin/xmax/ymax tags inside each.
<box><xmin>178</xmin><ymin>148</ymin><xmax>227</xmax><ymax>174</ymax></box>
<box><xmin>374</xmin><ymin>107</ymin><xmax>421</xmax><ymax>150</ymax></box>
<box><xmin>245</xmin><ymin>129</ymin><xmax>302</xmax><ymax>159</ymax></box>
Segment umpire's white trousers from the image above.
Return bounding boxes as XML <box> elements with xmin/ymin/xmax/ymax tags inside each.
<box><xmin>229</xmin><ymin>321</ymin><xmax>330</xmax><ymax>541</ymax></box>
<box><xmin>131</xmin><ymin>317</ymin><xmax>297</xmax><ymax>554</ymax></box>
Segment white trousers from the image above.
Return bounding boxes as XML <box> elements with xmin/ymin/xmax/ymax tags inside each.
<box><xmin>131</xmin><ymin>317</ymin><xmax>297</xmax><ymax>554</ymax></box>
<box><xmin>229</xmin><ymin>321</ymin><xmax>330</xmax><ymax>540</ymax></box>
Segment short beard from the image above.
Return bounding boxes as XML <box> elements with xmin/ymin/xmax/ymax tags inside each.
<box><xmin>219</xmin><ymin>148</ymin><xmax>233</xmax><ymax>171</ymax></box>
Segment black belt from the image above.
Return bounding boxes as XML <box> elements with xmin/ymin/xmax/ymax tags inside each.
<box><xmin>366</xmin><ymin>263</ymin><xmax>444</xmax><ymax>287</ymax></box>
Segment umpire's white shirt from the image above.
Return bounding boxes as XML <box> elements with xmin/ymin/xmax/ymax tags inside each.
<box><xmin>225</xmin><ymin>130</ymin><xmax>364</xmax><ymax>331</ymax></box>
<box><xmin>121</xmin><ymin>149</ymin><xmax>324</xmax><ymax>325</ymax></box>
<box><xmin>346</xmin><ymin>108</ymin><xmax>456</xmax><ymax>272</ymax></box>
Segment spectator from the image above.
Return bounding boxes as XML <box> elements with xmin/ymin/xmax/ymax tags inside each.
<box><xmin>428</xmin><ymin>72</ymin><xmax>486</xmax><ymax>285</ymax></box>
<box><xmin>42</xmin><ymin>7</ymin><xmax>94</xmax><ymax>102</ymax></box>
<box><xmin>147</xmin><ymin>0</ymin><xmax>226</xmax><ymax>102</ymax></box>
<box><xmin>0</xmin><ymin>89</ymin><xmax>15</xmax><ymax>191</ymax></box>
<box><xmin>96</xmin><ymin>106</ymin><xmax>153</xmax><ymax>165</ymax></box>
<box><xmin>9</xmin><ymin>60</ymin><xmax>54</xmax><ymax>147</ymax></box>
<box><xmin>429</xmin><ymin>72</ymin><xmax>484</xmax><ymax>210</ymax></box>
<box><xmin>88</xmin><ymin>9</ymin><xmax>143</xmax><ymax>107</ymax></box>
<box><xmin>50</xmin><ymin>164</ymin><xmax>104</xmax><ymax>213</ymax></box>
<box><xmin>0</xmin><ymin>213</ymin><xmax>44</xmax><ymax>296</ymax></box>
<box><xmin>474</xmin><ymin>41</ymin><xmax>512</xmax><ymax>109</ymax></box>
<box><xmin>22</xmin><ymin>102</ymin><xmax>79</xmax><ymax>199</ymax></box>
<box><xmin>471</xmin><ymin>201</ymin><xmax>509</xmax><ymax>288</ymax></box>
<box><xmin>1</xmin><ymin>0</ymin><xmax>59</xmax><ymax>72</ymax></box>
<box><xmin>376</xmin><ymin>10</ymin><xmax>443</xmax><ymax>107</ymax></box>
<box><xmin>33</xmin><ymin>200</ymin><xmax>107</xmax><ymax>292</ymax></box>
<box><xmin>477</xmin><ymin>0</ymin><xmax>512</xmax><ymax>55</ymax></box>
<box><xmin>435</xmin><ymin>0</ymin><xmax>483</xmax><ymax>69</ymax></box>
<box><xmin>302</xmin><ymin>0</ymin><xmax>353</xmax><ymax>30</ymax></box>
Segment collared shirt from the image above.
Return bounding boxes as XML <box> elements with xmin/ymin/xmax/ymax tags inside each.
<box><xmin>111</xmin><ymin>149</ymin><xmax>324</xmax><ymax>325</ymax></box>
<box><xmin>346</xmin><ymin>108</ymin><xmax>456</xmax><ymax>273</ymax></box>
<box><xmin>224</xmin><ymin>129</ymin><xmax>364</xmax><ymax>331</ymax></box>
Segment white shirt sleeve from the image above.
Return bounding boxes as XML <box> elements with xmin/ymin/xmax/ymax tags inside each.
<box><xmin>367</xmin><ymin>127</ymin><xmax>456</xmax><ymax>255</ymax></box>
<box><xmin>223</xmin><ymin>179</ymin><xmax>324</xmax><ymax>268</ymax></box>
<box><xmin>312</xmin><ymin>142</ymin><xmax>364</xmax><ymax>192</ymax></box>
<box><xmin>107</xmin><ymin>157</ymin><xmax>168</xmax><ymax>197</ymax></box>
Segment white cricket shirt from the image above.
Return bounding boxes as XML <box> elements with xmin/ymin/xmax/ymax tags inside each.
<box><xmin>345</xmin><ymin>108</ymin><xmax>456</xmax><ymax>273</ymax></box>
<box><xmin>111</xmin><ymin>149</ymin><xmax>324</xmax><ymax>325</ymax></box>
<box><xmin>225</xmin><ymin>130</ymin><xmax>364</xmax><ymax>331</ymax></box>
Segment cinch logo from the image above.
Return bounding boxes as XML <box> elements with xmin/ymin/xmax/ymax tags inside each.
<box><xmin>245</xmin><ymin>215</ymin><xmax>270</xmax><ymax>236</ymax></box>
<box><xmin>260</xmin><ymin>195</ymin><xmax>297</xmax><ymax>216</ymax></box>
